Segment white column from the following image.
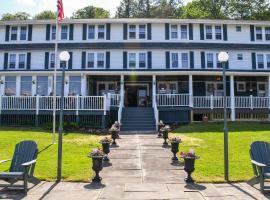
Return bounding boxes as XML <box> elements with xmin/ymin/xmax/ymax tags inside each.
<box><xmin>64</xmin><ymin>75</ymin><xmax>69</xmax><ymax>96</ymax></box>
<box><xmin>0</xmin><ymin>76</ymin><xmax>4</xmax><ymax>96</ymax></box>
<box><xmin>32</xmin><ymin>75</ymin><xmax>37</xmax><ymax>96</ymax></box>
<box><xmin>189</xmin><ymin>75</ymin><xmax>193</xmax><ymax>107</ymax></box>
<box><xmin>48</xmin><ymin>75</ymin><xmax>53</xmax><ymax>95</ymax></box>
<box><xmin>16</xmin><ymin>76</ymin><xmax>20</xmax><ymax>96</ymax></box>
<box><xmin>120</xmin><ymin>75</ymin><xmax>124</xmax><ymax>99</ymax></box>
<box><xmin>230</xmin><ymin>75</ymin><xmax>235</xmax><ymax>121</ymax></box>
<box><xmin>152</xmin><ymin>75</ymin><xmax>156</xmax><ymax>107</ymax></box>
<box><xmin>81</xmin><ymin>74</ymin><xmax>86</xmax><ymax>96</ymax></box>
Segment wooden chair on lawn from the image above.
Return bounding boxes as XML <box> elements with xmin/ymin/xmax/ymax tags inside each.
<box><xmin>0</xmin><ymin>140</ymin><xmax>38</xmax><ymax>193</ymax></box>
<box><xmin>248</xmin><ymin>141</ymin><xmax>270</xmax><ymax>193</ymax></box>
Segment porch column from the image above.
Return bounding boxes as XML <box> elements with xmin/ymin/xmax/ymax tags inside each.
<box><xmin>230</xmin><ymin>75</ymin><xmax>236</xmax><ymax>121</ymax></box>
<box><xmin>189</xmin><ymin>75</ymin><xmax>194</xmax><ymax>122</ymax></box>
<box><xmin>152</xmin><ymin>75</ymin><xmax>156</xmax><ymax>108</ymax></box>
<box><xmin>120</xmin><ymin>75</ymin><xmax>124</xmax><ymax>98</ymax></box>
<box><xmin>0</xmin><ymin>76</ymin><xmax>4</xmax><ymax>96</ymax></box>
<box><xmin>64</xmin><ymin>76</ymin><xmax>69</xmax><ymax>96</ymax></box>
<box><xmin>16</xmin><ymin>76</ymin><xmax>20</xmax><ymax>96</ymax></box>
<box><xmin>32</xmin><ymin>75</ymin><xmax>37</xmax><ymax>96</ymax></box>
<box><xmin>48</xmin><ymin>75</ymin><xmax>53</xmax><ymax>95</ymax></box>
<box><xmin>81</xmin><ymin>74</ymin><xmax>86</xmax><ymax>96</ymax></box>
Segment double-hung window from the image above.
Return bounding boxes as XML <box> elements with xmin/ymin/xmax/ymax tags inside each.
<box><xmin>129</xmin><ymin>25</ymin><xmax>136</xmax><ymax>39</ymax></box>
<box><xmin>215</xmin><ymin>26</ymin><xmax>222</xmax><ymax>40</ymax></box>
<box><xmin>128</xmin><ymin>53</ymin><xmax>136</xmax><ymax>68</ymax></box>
<box><xmin>216</xmin><ymin>53</ymin><xmax>222</xmax><ymax>68</ymax></box>
<box><xmin>257</xmin><ymin>54</ymin><xmax>264</xmax><ymax>69</ymax></box>
<box><xmin>11</xmin><ymin>27</ymin><xmax>18</xmax><ymax>41</ymax></box>
<box><xmin>267</xmin><ymin>54</ymin><xmax>270</xmax><ymax>68</ymax></box>
<box><xmin>256</xmin><ymin>27</ymin><xmax>263</xmax><ymax>40</ymax></box>
<box><xmin>9</xmin><ymin>54</ymin><xmax>16</xmax><ymax>69</ymax></box>
<box><xmin>50</xmin><ymin>53</ymin><xmax>55</xmax><ymax>68</ymax></box>
<box><xmin>69</xmin><ymin>76</ymin><xmax>81</xmax><ymax>95</ymax></box>
<box><xmin>20</xmin><ymin>76</ymin><xmax>32</xmax><ymax>96</ymax></box>
<box><xmin>139</xmin><ymin>25</ymin><xmax>146</xmax><ymax>39</ymax></box>
<box><xmin>181</xmin><ymin>53</ymin><xmax>188</xmax><ymax>68</ymax></box>
<box><xmin>171</xmin><ymin>25</ymin><xmax>178</xmax><ymax>39</ymax></box>
<box><xmin>51</xmin><ymin>26</ymin><xmax>56</xmax><ymax>40</ymax></box>
<box><xmin>206</xmin><ymin>25</ymin><xmax>212</xmax><ymax>39</ymax></box>
<box><xmin>37</xmin><ymin>76</ymin><xmax>48</xmax><ymax>96</ymax></box>
<box><xmin>206</xmin><ymin>53</ymin><xmax>214</xmax><ymax>68</ymax></box>
<box><xmin>87</xmin><ymin>53</ymin><xmax>95</xmax><ymax>68</ymax></box>
<box><xmin>61</xmin><ymin>25</ymin><xmax>68</xmax><ymax>40</ymax></box>
<box><xmin>20</xmin><ymin>26</ymin><xmax>27</xmax><ymax>40</ymax></box>
<box><xmin>139</xmin><ymin>53</ymin><xmax>146</xmax><ymax>68</ymax></box>
<box><xmin>18</xmin><ymin>54</ymin><xmax>26</xmax><ymax>69</ymax></box>
<box><xmin>265</xmin><ymin>27</ymin><xmax>270</xmax><ymax>41</ymax></box>
<box><xmin>98</xmin><ymin>25</ymin><xmax>105</xmax><ymax>39</ymax></box>
<box><xmin>5</xmin><ymin>76</ymin><xmax>16</xmax><ymax>96</ymax></box>
<box><xmin>171</xmin><ymin>53</ymin><xmax>178</xmax><ymax>68</ymax></box>
<box><xmin>88</xmin><ymin>25</ymin><xmax>95</xmax><ymax>39</ymax></box>
<box><xmin>97</xmin><ymin>53</ymin><xmax>105</xmax><ymax>68</ymax></box>
<box><xmin>180</xmin><ymin>25</ymin><xmax>187</xmax><ymax>39</ymax></box>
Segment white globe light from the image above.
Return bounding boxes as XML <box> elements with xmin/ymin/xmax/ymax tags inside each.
<box><xmin>59</xmin><ymin>51</ymin><xmax>70</xmax><ymax>62</ymax></box>
<box><xmin>218</xmin><ymin>52</ymin><xmax>229</xmax><ymax>63</ymax></box>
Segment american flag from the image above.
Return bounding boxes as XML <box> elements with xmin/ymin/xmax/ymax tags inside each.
<box><xmin>57</xmin><ymin>0</ymin><xmax>64</xmax><ymax>22</ymax></box>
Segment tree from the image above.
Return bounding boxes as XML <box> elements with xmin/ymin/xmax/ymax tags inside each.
<box><xmin>116</xmin><ymin>0</ymin><xmax>137</xmax><ymax>18</ymax></box>
<box><xmin>72</xmin><ymin>6</ymin><xmax>109</xmax><ymax>19</ymax></box>
<box><xmin>150</xmin><ymin>0</ymin><xmax>183</xmax><ymax>18</ymax></box>
<box><xmin>1</xmin><ymin>12</ymin><xmax>30</xmax><ymax>20</ymax></box>
<box><xmin>34</xmin><ymin>10</ymin><xmax>57</xmax><ymax>20</ymax></box>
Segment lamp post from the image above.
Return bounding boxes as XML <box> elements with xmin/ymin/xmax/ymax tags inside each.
<box><xmin>218</xmin><ymin>51</ymin><xmax>229</xmax><ymax>181</ymax></box>
<box><xmin>57</xmin><ymin>51</ymin><xmax>70</xmax><ymax>182</ymax></box>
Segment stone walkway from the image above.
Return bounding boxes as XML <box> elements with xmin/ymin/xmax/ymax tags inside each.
<box><xmin>1</xmin><ymin>132</ymin><xmax>270</xmax><ymax>199</ymax></box>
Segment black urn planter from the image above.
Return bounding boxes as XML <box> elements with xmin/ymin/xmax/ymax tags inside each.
<box><xmin>170</xmin><ymin>142</ymin><xmax>180</xmax><ymax>161</ymax></box>
<box><xmin>157</xmin><ymin>125</ymin><xmax>164</xmax><ymax>138</ymax></box>
<box><xmin>91</xmin><ymin>156</ymin><xmax>103</xmax><ymax>182</ymax></box>
<box><xmin>162</xmin><ymin>130</ymin><xmax>169</xmax><ymax>145</ymax></box>
<box><xmin>101</xmin><ymin>142</ymin><xmax>110</xmax><ymax>162</ymax></box>
<box><xmin>111</xmin><ymin>131</ymin><xmax>118</xmax><ymax>145</ymax></box>
<box><xmin>183</xmin><ymin>157</ymin><xmax>196</xmax><ymax>183</ymax></box>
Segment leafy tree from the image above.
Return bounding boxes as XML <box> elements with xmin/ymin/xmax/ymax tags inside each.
<box><xmin>150</xmin><ymin>0</ymin><xmax>183</xmax><ymax>18</ymax></box>
<box><xmin>34</xmin><ymin>10</ymin><xmax>57</xmax><ymax>20</ymax></box>
<box><xmin>72</xmin><ymin>6</ymin><xmax>110</xmax><ymax>19</ymax></box>
<box><xmin>1</xmin><ymin>12</ymin><xmax>30</xmax><ymax>20</ymax></box>
<box><xmin>116</xmin><ymin>0</ymin><xmax>137</xmax><ymax>18</ymax></box>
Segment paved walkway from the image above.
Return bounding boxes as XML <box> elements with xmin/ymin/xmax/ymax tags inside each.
<box><xmin>1</xmin><ymin>133</ymin><xmax>270</xmax><ymax>200</ymax></box>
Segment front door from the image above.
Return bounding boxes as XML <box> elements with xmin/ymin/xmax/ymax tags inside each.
<box><xmin>125</xmin><ymin>84</ymin><xmax>148</xmax><ymax>107</ymax></box>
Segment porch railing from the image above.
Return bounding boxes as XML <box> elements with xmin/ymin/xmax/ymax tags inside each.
<box><xmin>193</xmin><ymin>96</ymin><xmax>231</xmax><ymax>109</ymax></box>
<box><xmin>235</xmin><ymin>96</ymin><xmax>270</xmax><ymax>109</ymax></box>
<box><xmin>156</xmin><ymin>94</ymin><xmax>190</xmax><ymax>106</ymax></box>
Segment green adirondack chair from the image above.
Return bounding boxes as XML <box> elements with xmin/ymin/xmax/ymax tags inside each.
<box><xmin>248</xmin><ymin>141</ymin><xmax>270</xmax><ymax>193</ymax></box>
<box><xmin>0</xmin><ymin>140</ymin><xmax>38</xmax><ymax>193</ymax></box>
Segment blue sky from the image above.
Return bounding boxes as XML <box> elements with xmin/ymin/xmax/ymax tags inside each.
<box><xmin>0</xmin><ymin>0</ymin><xmax>190</xmax><ymax>18</ymax></box>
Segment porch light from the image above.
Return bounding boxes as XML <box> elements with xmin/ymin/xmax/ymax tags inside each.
<box><xmin>218</xmin><ymin>52</ymin><xmax>229</xmax><ymax>63</ymax></box>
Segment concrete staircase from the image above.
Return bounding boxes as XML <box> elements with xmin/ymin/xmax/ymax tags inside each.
<box><xmin>120</xmin><ymin>107</ymin><xmax>156</xmax><ymax>131</ymax></box>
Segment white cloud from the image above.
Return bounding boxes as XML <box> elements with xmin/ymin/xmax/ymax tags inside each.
<box><xmin>15</xmin><ymin>0</ymin><xmax>36</xmax><ymax>7</ymax></box>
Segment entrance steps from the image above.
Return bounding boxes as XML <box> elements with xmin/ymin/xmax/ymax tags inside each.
<box><xmin>120</xmin><ymin>107</ymin><xmax>157</xmax><ymax>131</ymax></box>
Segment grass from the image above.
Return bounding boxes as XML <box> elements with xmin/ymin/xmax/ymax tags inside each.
<box><xmin>172</xmin><ymin>122</ymin><xmax>270</xmax><ymax>183</ymax></box>
<box><xmin>0</xmin><ymin>127</ymin><xmax>101</xmax><ymax>182</ymax></box>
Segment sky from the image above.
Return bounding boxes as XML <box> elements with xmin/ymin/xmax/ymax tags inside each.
<box><xmin>0</xmin><ymin>0</ymin><xmax>191</xmax><ymax>18</ymax></box>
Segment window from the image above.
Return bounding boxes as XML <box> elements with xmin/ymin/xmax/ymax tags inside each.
<box><xmin>51</xmin><ymin>26</ymin><xmax>56</xmax><ymax>40</ymax></box>
<box><xmin>18</xmin><ymin>54</ymin><xmax>26</xmax><ymax>69</ymax></box>
<box><xmin>171</xmin><ymin>53</ymin><xmax>178</xmax><ymax>68</ymax></box>
<box><xmin>171</xmin><ymin>25</ymin><xmax>178</xmax><ymax>39</ymax></box>
<box><xmin>256</xmin><ymin>27</ymin><xmax>263</xmax><ymax>40</ymax></box>
<box><xmin>216</xmin><ymin>53</ymin><xmax>222</xmax><ymax>68</ymax></box>
<box><xmin>265</xmin><ymin>27</ymin><xmax>270</xmax><ymax>41</ymax></box>
<box><xmin>5</xmin><ymin>76</ymin><xmax>16</xmax><ymax>96</ymax></box>
<box><xmin>11</xmin><ymin>27</ymin><xmax>18</xmax><ymax>41</ymax></box>
<box><xmin>37</xmin><ymin>76</ymin><xmax>48</xmax><ymax>96</ymax></box>
<box><xmin>9</xmin><ymin>54</ymin><xmax>16</xmax><ymax>69</ymax></box>
<box><xmin>129</xmin><ymin>25</ymin><xmax>136</xmax><ymax>39</ymax></box>
<box><xmin>236</xmin><ymin>26</ymin><xmax>242</xmax><ymax>32</ymax></box>
<box><xmin>97</xmin><ymin>53</ymin><xmax>104</xmax><ymax>68</ymax></box>
<box><xmin>267</xmin><ymin>54</ymin><xmax>270</xmax><ymax>68</ymax></box>
<box><xmin>98</xmin><ymin>25</ymin><xmax>105</xmax><ymax>39</ymax></box>
<box><xmin>237</xmin><ymin>82</ymin><xmax>246</xmax><ymax>92</ymax></box>
<box><xmin>50</xmin><ymin>53</ymin><xmax>55</xmax><ymax>68</ymax></box>
<box><xmin>181</xmin><ymin>53</ymin><xmax>188</xmax><ymax>68</ymax></box>
<box><xmin>139</xmin><ymin>53</ymin><xmax>146</xmax><ymax>68</ymax></box>
<box><xmin>97</xmin><ymin>82</ymin><xmax>117</xmax><ymax>95</ymax></box>
<box><xmin>206</xmin><ymin>25</ymin><xmax>212</xmax><ymax>39</ymax></box>
<box><xmin>21</xmin><ymin>76</ymin><xmax>32</xmax><ymax>96</ymax></box>
<box><xmin>206</xmin><ymin>53</ymin><xmax>214</xmax><ymax>68</ymax></box>
<box><xmin>158</xmin><ymin>82</ymin><xmax>178</xmax><ymax>94</ymax></box>
<box><xmin>88</xmin><ymin>25</ymin><xmax>95</xmax><ymax>39</ymax></box>
<box><xmin>206</xmin><ymin>82</ymin><xmax>223</xmax><ymax>96</ymax></box>
<box><xmin>139</xmin><ymin>25</ymin><xmax>146</xmax><ymax>39</ymax></box>
<box><xmin>128</xmin><ymin>53</ymin><xmax>136</xmax><ymax>68</ymax></box>
<box><xmin>69</xmin><ymin>76</ymin><xmax>81</xmax><ymax>95</ymax></box>
<box><xmin>61</xmin><ymin>25</ymin><xmax>68</xmax><ymax>40</ymax></box>
<box><xmin>257</xmin><ymin>54</ymin><xmax>264</xmax><ymax>69</ymax></box>
<box><xmin>20</xmin><ymin>26</ymin><xmax>27</xmax><ymax>40</ymax></box>
<box><xmin>87</xmin><ymin>53</ymin><xmax>94</xmax><ymax>68</ymax></box>
<box><xmin>237</xmin><ymin>54</ymin><xmax>243</xmax><ymax>61</ymax></box>
<box><xmin>215</xmin><ymin>26</ymin><xmax>222</xmax><ymax>40</ymax></box>
<box><xmin>180</xmin><ymin>25</ymin><xmax>187</xmax><ymax>39</ymax></box>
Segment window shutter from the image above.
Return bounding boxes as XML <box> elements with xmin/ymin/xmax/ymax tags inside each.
<box><xmin>106</xmin><ymin>52</ymin><xmax>110</xmax><ymax>69</ymax></box>
<box><xmin>200</xmin><ymin>24</ymin><xmax>204</xmax><ymax>40</ymax></box>
<box><xmin>4</xmin><ymin>53</ymin><xmax>8</xmax><ymax>70</ymax></box>
<box><xmin>82</xmin><ymin>52</ymin><xmax>86</xmax><ymax>69</ymax></box>
<box><xmin>27</xmin><ymin>52</ymin><xmax>31</xmax><ymax>70</ymax></box>
<box><xmin>123</xmin><ymin>23</ymin><xmax>127</xmax><ymax>40</ymax></box>
<box><xmin>28</xmin><ymin>25</ymin><xmax>33</xmax><ymax>41</ymax></box>
<box><xmin>44</xmin><ymin>52</ymin><xmax>49</xmax><ymax>69</ymax></box>
<box><xmin>106</xmin><ymin>23</ymin><xmax>111</xmax><ymax>40</ymax></box>
<box><xmin>250</xmin><ymin>25</ymin><xmax>255</xmax><ymax>41</ymax></box>
<box><xmin>166</xmin><ymin>51</ymin><xmax>170</xmax><ymax>69</ymax></box>
<box><xmin>82</xmin><ymin>24</ymin><xmax>87</xmax><ymax>40</ymax></box>
<box><xmin>165</xmin><ymin>23</ymin><xmax>169</xmax><ymax>40</ymax></box>
<box><xmin>223</xmin><ymin>24</ymin><xmax>227</xmax><ymax>41</ymax></box>
<box><xmin>252</xmin><ymin>53</ymin><xmax>256</xmax><ymax>70</ymax></box>
<box><xmin>201</xmin><ymin>52</ymin><xmax>205</xmax><ymax>69</ymax></box>
<box><xmin>5</xmin><ymin>25</ymin><xmax>10</xmax><ymax>41</ymax></box>
<box><xmin>190</xmin><ymin>51</ymin><xmax>194</xmax><ymax>69</ymax></box>
<box><xmin>147</xmin><ymin>51</ymin><xmax>152</xmax><ymax>69</ymax></box>
<box><xmin>189</xmin><ymin>23</ymin><xmax>193</xmax><ymax>40</ymax></box>
<box><xmin>68</xmin><ymin>52</ymin><xmax>73</xmax><ymax>69</ymax></box>
<box><xmin>123</xmin><ymin>51</ymin><xmax>127</xmax><ymax>69</ymax></box>
<box><xmin>69</xmin><ymin>24</ymin><xmax>74</xmax><ymax>40</ymax></box>
<box><xmin>46</xmin><ymin>24</ymin><xmax>50</xmax><ymax>41</ymax></box>
<box><xmin>147</xmin><ymin>23</ymin><xmax>152</xmax><ymax>40</ymax></box>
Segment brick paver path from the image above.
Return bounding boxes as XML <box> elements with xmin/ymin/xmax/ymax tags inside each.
<box><xmin>1</xmin><ymin>132</ymin><xmax>269</xmax><ymax>199</ymax></box>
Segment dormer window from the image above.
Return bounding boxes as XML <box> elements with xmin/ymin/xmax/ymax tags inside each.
<box><xmin>20</xmin><ymin>26</ymin><xmax>27</xmax><ymax>40</ymax></box>
<box><xmin>61</xmin><ymin>25</ymin><xmax>68</xmax><ymax>40</ymax></box>
<box><xmin>206</xmin><ymin>25</ymin><xmax>212</xmax><ymax>39</ymax></box>
<box><xmin>139</xmin><ymin>25</ymin><xmax>146</xmax><ymax>39</ymax></box>
<box><xmin>129</xmin><ymin>25</ymin><xmax>136</xmax><ymax>39</ymax></box>
<box><xmin>256</xmin><ymin>27</ymin><xmax>263</xmax><ymax>40</ymax></box>
<box><xmin>98</xmin><ymin>25</ymin><xmax>105</xmax><ymax>39</ymax></box>
<box><xmin>11</xmin><ymin>27</ymin><xmax>18</xmax><ymax>41</ymax></box>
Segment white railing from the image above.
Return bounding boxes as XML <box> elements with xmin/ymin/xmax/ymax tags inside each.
<box><xmin>153</xmin><ymin>94</ymin><xmax>159</xmax><ymax>130</ymax></box>
<box><xmin>110</xmin><ymin>94</ymin><xmax>120</xmax><ymax>107</ymax></box>
<box><xmin>235</xmin><ymin>95</ymin><xmax>270</xmax><ymax>109</ymax></box>
<box><xmin>156</xmin><ymin>94</ymin><xmax>189</xmax><ymax>106</ymax></box>
<box><xmin>118</xmin><ymin>91</ymin><xmax>124</xmax><ymax>124</ymax></box>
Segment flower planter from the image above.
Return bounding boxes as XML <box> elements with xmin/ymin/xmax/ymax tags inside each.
<box><xmin>101</xmin><ymin>142</ymin><xmax>110</xmax><ymax>162</ymax></box>
<box><xmin>202</xmin><ymin>116</ymin><xmax>208</xmax><ymax>123</ymax></box>
<box><xmin>183</xmin><ymin>157</ymin><xmax>196</xmax><ymax>183</ymax></box>
<box><xmin>162</xmin><ymin>130</ymin><xmax>169</xmax><ymax>145</ymax></box>
<box><xmin>111</xmin><ymin>131</ymin><xmax>118</xmax><ymax>145</ymax></box>
<box><xmin>91</xmin><ymin>156</ymin><xmax>103</xmax><ymax>182</ymax></box>
<box><xmin>170</xmin><ymin>142</ymin><xmax>180</xmax><ymax>161</ymax></box>
<box><xmin>158</xmin><ymin>124</ymin><xmax>165</xmax><ymax>138</ymax></box>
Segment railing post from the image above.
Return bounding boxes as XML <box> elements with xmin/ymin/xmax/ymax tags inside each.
<box><xmin>210</xmin><ymin>95</ymin><xmax>214</xmax><ymax>110</ymax></box>
<box><xmin>35</xmin><ymin>95</ymin><xmax>39</xmax><ymax>127</ymax></box>
<box><xmin>103</xmin><ymin>94</ymin><xmax>107</xmax><ymax>115</ymax></box>
<box><xmin>250</xmin><ymin>95</ymin><xmax>253</xmax><ymax>110</ymax></box>
<box><xmin>76</xmin><ymin>95</ymin><xmax>79</xmax><ymax>124</ymax></box>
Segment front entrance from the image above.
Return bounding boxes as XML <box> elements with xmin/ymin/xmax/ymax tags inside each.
<box><xmin>125</xmin><ymin>84</ymin><xmax>150</xmax><ymax>107</ymax></box>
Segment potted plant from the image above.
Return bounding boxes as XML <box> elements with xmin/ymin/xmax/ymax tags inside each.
<box><xmin>88</xmin><ymin>148</ymin><xmax>104</xmax><ymax>182</ymax></box>
<box><xmin>169</xmin><ymin>137</ymin><xmax>182</xmax><ymax>161</ymax></box>
<box><xmin>100</xmin><ymin>137</ymin><xmax>112</xmax><ymax>162</ymax></box>
<box><xmin>202</xmin><ymin>115</ymin><xmax>208</xmax><ymax>123</ymax></box>
<box><xmin>160</xmin><ymin>125</ymin><xmax>170</xmax><ymax>145</ymax></box>
<box><xmin>157</xmin><ymin>120</ymin><xmax>165</xmax><ymax>138</ymax></box>
<box><xmin>109</xmin><ymin>126</ymin><xmax>119</xmax><ymax>145</ymax></box>
<box><xmin>180</xmin><ymin>149</ymin><xmax>199</xmax><ymax>183</ymax></box>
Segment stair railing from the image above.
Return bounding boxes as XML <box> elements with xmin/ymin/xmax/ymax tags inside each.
<box><xmin>153</xmin><ymin>94</ymin><xmax>159</xmax><ymax>131</ymax></box>
<box><xmin>118</xmin><ymin>91</ymin><xmax>125</xmax><ymax>128</ymax></box>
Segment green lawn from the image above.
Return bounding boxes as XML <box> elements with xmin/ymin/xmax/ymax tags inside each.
<box><xmin>172</xmin><ymin>122</ymin><xmax>270</xmax><ymax>183</ymax></box>
<box><xmin>0</xmin><ymin>127</ymin><xmax>101</xmax><ymax>182</ymax></box>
